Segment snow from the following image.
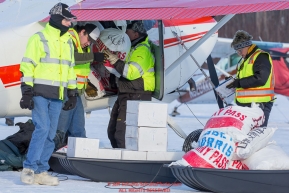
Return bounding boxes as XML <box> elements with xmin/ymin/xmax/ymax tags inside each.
<box><xmin>0</xmin><ymin>94</ymin><xmax>288</xmax><ymax>193</ymax></box>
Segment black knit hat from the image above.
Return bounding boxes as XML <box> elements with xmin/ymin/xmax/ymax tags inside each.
<box><xmin>127</xmin><ymin>21</ymin><xmax>147</xmax><ymax>34</ymax></box>
<box><xmin>49</xmin><ymin>3</ymin><xmax>76</xmax><ymax>20</ymax></box>
<box><xmin>231</xmin><ymin>30</ymin><xmax>253</xmax><ymax>50</ymax></box>
<box><xmin>84</xmin><ymin>24</ymin><xmax>100</xmax><ymax>42</ymax></box>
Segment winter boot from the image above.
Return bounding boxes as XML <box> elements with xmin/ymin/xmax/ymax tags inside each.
<box><xmin>5</xmin><ymin>118</ymin><xmax>14</xmax><ymax>126</ymax></box>
<box><xmin>20</xmin><ymin>168</ymin><xmax>35</xmax><ymax>184</ymax></box>
<box><xmin>171</xmin><ymin>107</ymin><xmax>180</xmax><ymax>117</ymax></box>
<box><xmin>34</xmin><ymin>172</ymin><xmax>59</xmax><ymax>186</ymax></box>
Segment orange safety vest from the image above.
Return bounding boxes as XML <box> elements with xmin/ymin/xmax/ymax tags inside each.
<box><xmin>68</xmin><ymin>29</ymin><xmax>91</xmax><ymax>91</ymax></box>
<box><xmin>235</xmin><ymin>49</ymin><xmax>274</xmax><ymax>103</ymax></box>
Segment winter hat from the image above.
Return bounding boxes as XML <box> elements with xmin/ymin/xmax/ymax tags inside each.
<box><xmin>231</xmin><ymin>30</ymin><xmax>253</xmax><ymax>50</ymax></box>
<box><xmin>85</xmin><ymin>23</ymin><xmax>100</xmax><ymax>42</ymax></box>
<box><xmin>127</xmin><ymin>21</ymin><xmax>147</xmax><ymax>34</ymax></box>
<box><xmin>49</xmin><ymin>3</ymin><xmax>76</xmax><ymax>20</ymax></box>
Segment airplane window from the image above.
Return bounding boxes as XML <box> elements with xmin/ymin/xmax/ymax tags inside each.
<box><xmin>145</xmin><ymin>20</ymin><xmax>159</xmax><ymax>46</ymax></box>
<box><xmin>224</xmin><ymin>63</ymin><xmax>229</xmax><ymax>70</ymax></box>
<box><xmin>143</xmin><ymin>20</ymin><xmax>157</xmax><ymax>31</ymax></box>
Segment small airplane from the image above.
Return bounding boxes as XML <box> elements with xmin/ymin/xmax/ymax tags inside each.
<box><xmin>1</xmin><ymin>0</ymin><xmax>288</xmax><ymax>119</ymax></box>
<box><xmin>1</xmin><ymin>0</ymin><xmax>289</xmax><ymax>190</ymax></box>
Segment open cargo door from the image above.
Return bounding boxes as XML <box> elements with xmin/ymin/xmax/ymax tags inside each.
<box><xmin>147</xmin><ymin>20</ymin><xmax>164</xmax><ymax>100</ymax></box>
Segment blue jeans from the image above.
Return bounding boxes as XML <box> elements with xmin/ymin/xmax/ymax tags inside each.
<box><xmin>23</xmin><ymin>96</ymin><xmax>62</xmax><ymax>173</ymax></box>
<box><xmin>57</xmin><ymin>95</ymin><xmax>86</xmax><ymax>138</ymax></box>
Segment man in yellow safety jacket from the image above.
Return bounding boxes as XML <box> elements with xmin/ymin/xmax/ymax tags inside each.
<box><xmin>19</xmin><ymin>3</ymin><xmax>78</xmax><ymax>186</ymax></box>
<box><xmin>104</xmin><ymin>21</ymin><xmax>155</xmax><ymax>148</ymax></box>
<box><xmin>227</xmin><ymin>30</ymin><xmax>274</xmax><ymax>127</ymax></box>
<box><xmin>54</xmin><ymin>23</ymin><xmax>104</xmax><ymax>150</ymax></box>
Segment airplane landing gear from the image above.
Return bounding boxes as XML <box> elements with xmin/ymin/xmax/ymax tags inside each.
<box><xmin>171</xmin><ymin>107</ymin><xmax>180</xmax><ymax>117</ymax></box>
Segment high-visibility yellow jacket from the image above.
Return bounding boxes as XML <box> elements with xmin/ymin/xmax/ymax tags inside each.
<box><xmin>68</xmin><ymin>28</ymin><xmax>91</xmax><ymax>91</ymax></box>
<box><xmin>119</xmin><ymin>36</ymin><xmax>155</xmax><ymax>92</ymax></box>
<box><xmin>236</xmin><ymin>49</ymin><xmax>275</xmax><ymax>103</ymax></box>
<box><xmin>20</xmin><ymin>23</ymin><xmax>77</xmax><ymax>100</ymax></box>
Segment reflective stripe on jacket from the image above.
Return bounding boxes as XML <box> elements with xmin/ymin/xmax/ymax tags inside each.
<box><xmin>236</xmin><ymin>49</ymin><xmax>275</xmax><ymax>103</ymax></box>
<box><xmin>20</xmin><ymin>23</ymin><xmax>77</xmax><ymax>100</ymax></box>
<box><xmin>68</xmin><ymin>29</ymin><xmax>91</xmax><ymax>91</ymax></box>
<box><xmin>124</xmin><ymin>37</ymin><xmax>155</xmax><ymax>91</ymax></box>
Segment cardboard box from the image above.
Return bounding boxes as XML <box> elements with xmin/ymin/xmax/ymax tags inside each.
<box><xmin>146</xmin><ymin>151</ymin><xmax>185</xmax><ymax>161</ymax></box>
<box><xmin>125</xmin><ymin>127</ymin><xmax>167</xmax><ymax>152</ymax></box>
<box><xmin>121</xmin><ymin>150</ymin><xmax>147</xmax><ymax>160</ymax></box>
<box><xmin>97</xmin><ymin>148</ymin><xmax>122</xmax><ymax>160</ymax></box>
<box><xmin>126</xmin><ymin>101</ymin><xmax>168</xmax><ymax>127</ymax></box>
<box><xmin>125</xmin><ymin>125</ymin><xmax>138</xmax><ymax>138</ymax></box>
<box><xmin>67</xmin><ymin>137</ymin><xmax>99</xmax><ymax>158</ymax></box>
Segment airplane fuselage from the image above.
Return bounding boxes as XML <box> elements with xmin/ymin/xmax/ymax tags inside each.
<box><xmin>0</xmin><ymin>18</ymin><xmax>218</xmax><ymax>117</ymax></box>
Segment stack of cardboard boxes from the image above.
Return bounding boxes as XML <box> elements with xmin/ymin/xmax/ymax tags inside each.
<box><xmin>67</xmin><ymin>101</ymin><xmax>184</xmax><ymax>160</ymax></box>
<box><xmin>125</xmin><ymin>101</ymin><xmax>169</xmax><ymax>160</ymax></box>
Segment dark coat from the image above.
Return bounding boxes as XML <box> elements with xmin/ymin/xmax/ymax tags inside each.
<box><xmin>6</xmin><ymin>119</ymin><xmax>35</xmax><ymax>155</ymax></box>
<box><xmin>0</xmin><ymin>140</ymin><xmax>25</xmax><ymax>171</ymax></box>
<box><xmin>0</xmin><ymin>120</ymin><xmax>35</xmax><ymax>171</ymax></box>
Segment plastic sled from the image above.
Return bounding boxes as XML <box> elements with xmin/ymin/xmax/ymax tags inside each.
<box><xmin>49</xmin><ymin>152</ymin><xmax>178</xmax><ymax>183</ymax></box>
<box><xmin>168</xmin><ymin>165</ymin><xmax>289</xmax><ymax>193</ymax></box>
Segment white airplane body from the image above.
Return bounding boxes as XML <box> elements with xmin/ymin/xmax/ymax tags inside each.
<box><xmin>0</xmin><ymin>0</ymin><xmax>288</xmax><ymax>118</ymax></box>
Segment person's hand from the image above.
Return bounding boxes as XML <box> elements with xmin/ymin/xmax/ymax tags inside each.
<box><xmin>63</xmin><ymin>96</ymin><xmax>77</xmax><ymax>111</ymax></box>
<box><xmin>93</xmin><ymin>52</ymin><xmax>106</xmax><ymax>63</ymax></box>
<box><xmin>226</xmin><ymin>79</ymin><xmax>240</xmax><ymax>89</ymax></box>
<box><xmin>85</xmin><ymin>82</ymin><xmax>98</xmax><ymax>97</ymax></box>
<box><xmin>20</xmin><ymin>94</ymin><xmax>34</xmax><ymax>110</ymax></box>
<box><xmin>103</xmin><ymin>49</ymin><xmax>119</xmax><ymax>65</ymax></box>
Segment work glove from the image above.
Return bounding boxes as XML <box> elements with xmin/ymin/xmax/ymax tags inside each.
<box><xmin>93</xmin><ymin>52</ymin><xmax>106</xmax><ymax>63</ymax></box>
<box><xmin>225</xmin><ymin>76</ymin><xmax>233</xmax><ymax>80</ymax></box>
<box><xmin>226</xmin><ymin>79</ymin><xmax>240</xmax><ymax>89</ymax></box>
<box><xmin>63</xmin><ymin>95</ymin><xmax>77</xmax><ymax>111</ymax></box>
<box><xmin>20</xmin><ymin>94</ymin><xmax>34</xmax><ymax>110</ymax></box>
<box><xmin>85</xmin><ymin>81</ymin><xmax>98</xmax><ymax>97</ymax></box>
<box><xmin>103</xmin><ymin>49</ymin><xmax>119</xmax><ymax>65</ymax></box>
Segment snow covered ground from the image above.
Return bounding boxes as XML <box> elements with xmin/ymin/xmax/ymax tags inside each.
<box><xmin>0</xmin><ymin>95</ymin><xmax>288</xmax><ymax>193</ymax></box>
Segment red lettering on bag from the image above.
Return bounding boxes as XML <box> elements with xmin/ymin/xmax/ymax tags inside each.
<box><xmin>223</xmin><ymin>109</ymin><xmax>232</xmax><ymax>115</ymax></box>
<box><xmin>209</xmin><ymin>150</ymin><xmax>219</xmax><ymax>160</ymax></box>
<box><xmin>183</xmin><ymin>150</ymin><xmax>215</xmax><ymax>168</ymax></box>
<box><xmin>240</xmin><ymin>114</ymin><xmax>247</xmax><ymax>121</ymax></box>
<box><xmin>221</xmin><ymin>157</ymin><xmax>229</xmax><ymax>169</ymax></box>
<box><xmin>213</xmin><ymin>153</ymin><xmax>222</xmax><ymax>166</ymax></box>
<box><xmin>202</xmin><ymin>147</ymin><xmax>212</xmax><ymax>156</ymax></box>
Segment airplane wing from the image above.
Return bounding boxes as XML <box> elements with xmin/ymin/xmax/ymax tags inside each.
<box><xmin>65</xmin><ymin>0</ymin><xmax>289</xmax><ymax>21</ymax></box>
<box><xmin>212</xmin><ymin>37</ymin><xmax>289</xmax><ymax>59</ymax></box>
<box><xmin>2</xmin><ymin>0</ymin><xmax>288</xmax><ymax>27</ymax></box>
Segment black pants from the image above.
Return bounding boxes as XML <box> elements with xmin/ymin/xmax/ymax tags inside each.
<box><xmin>107</xmin><ymin>93</ymin><xmax>152</xmax><ymax>148</ymax></box>
<box><xmin>260</xmin><ymin>102</ymin><xmax>273</xmax><ymax>127</ymax></box>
